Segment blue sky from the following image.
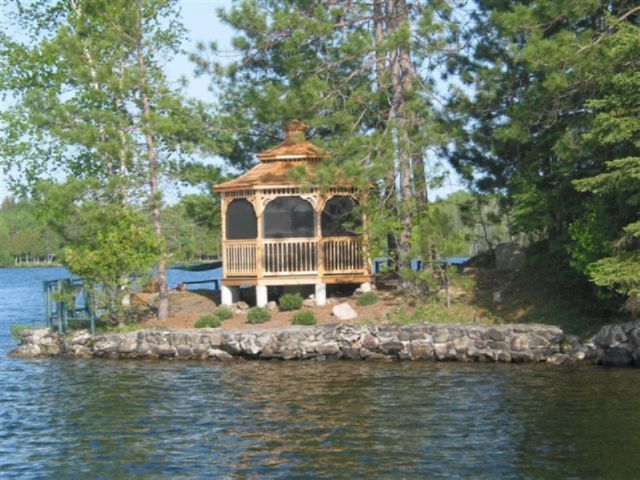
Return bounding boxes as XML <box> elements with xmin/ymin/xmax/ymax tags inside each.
<box><xmin>0</xmin><ymin>0</ymin><xmax>462</xmax><ymax>203</ymax></box>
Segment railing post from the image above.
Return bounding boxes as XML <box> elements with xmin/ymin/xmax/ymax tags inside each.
<box><xmin>255</xmin><ymin>190</ymin><xmax>264</xmax><ymax>279</ymax></box>
<box><xmin>43</xmin><ymin>282</ymin><xmax>51</xmax><ymax>329</ymax></box>
<box><xmin>316</xmin><ymin>195</ymin><xmax>324</xmax><ymax>277</ymax></box>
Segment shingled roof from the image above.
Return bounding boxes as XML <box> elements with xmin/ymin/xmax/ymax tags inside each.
<box><xmin>214</xmin><ymin>121</ymin><xmax>327</xmax><ymax>192</ymax></box>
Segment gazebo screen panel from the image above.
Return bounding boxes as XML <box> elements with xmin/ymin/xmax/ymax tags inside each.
<box><xmin>226</xmin><ymin>199</ymin><xmax>257</xmax><ymax>239</ymax></box>
<box><xmin>264</xmin><ymin>196</ymin><xmax>315</xmax><ymax>238</ymax></box>
<box><xmin>321</xmin><ymin>196</ymin><xmax>361</xmax><ymax>237</ymax></box>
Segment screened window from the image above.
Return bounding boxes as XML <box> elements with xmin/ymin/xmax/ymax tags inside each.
<box><xmin>264</xmin><ymin>197</ymin><xmax>315</xmax><ymax>238</ymax></box>
<box><xmin>226</xmin><ymin>199</ymin><xmax>257</xmax><ymax>239</ymax></box>
<box><xmin>321</xmin><ymin>196</ymin><xmax>361</xmax><ymax>237</ymax></box>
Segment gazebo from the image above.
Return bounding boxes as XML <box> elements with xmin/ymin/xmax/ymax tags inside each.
<box><xmin>214</xmin><ymin>120</ymin><xmax>371</xmax><ymax>307</ymax></box>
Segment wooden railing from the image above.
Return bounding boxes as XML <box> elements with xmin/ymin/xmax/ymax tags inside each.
<box><xmin>224</xmin><ymin>240</ymin><xmax>257</xmax><ymax>275</ymax></box>
<box><xmin>223</xmin><ymin>237</ymin><xmax>366</xmax><ymax>277</ymax></box>
<box><xmin>322</xmin><ymin>237</ymin><xmax>365</xmax><ymax>273</ymax></box>
<box><xmin>264</xmin><ymin>238</ymin><xmax>317</xmax><ymax>274</ymax></box>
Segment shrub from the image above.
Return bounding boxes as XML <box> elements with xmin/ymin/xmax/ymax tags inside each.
<box><xmin>194</xmin><ymin>314</ymin><xmax>222</xmax><ymax>329</ymax></box>
<box><xmin>278</xmin><ymin>293</ymin><xmax>304</xmax><ymax>311</ymax></box>
<box><xmin>10</xmin><ymin>325</ymin><xmax>32</xmax><ymax>341</ymax></box>
<box><xmin>292</xmin><ymin>310</ymin><xmax>316</xmax><ymax>326</ymax></box>
<box><xmin>247</xmin><ymin>307</ymin><xmax>271</xmax><ymax>324</ymax></box>
<box><xmin>356</xmin><ymin>291</ymin><xmax>380</xmax><ymax>306</ymax></box>
<box><xmin>214</xmin><ymin>307</ymin><xmax>233</xmax><ymax>320</ymax></box>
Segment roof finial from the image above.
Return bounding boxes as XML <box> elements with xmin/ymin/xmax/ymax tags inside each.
<box><xmin>284</xmin><ymin>120</ymin><xmax>307</xmax><ymax>144</ymax></box>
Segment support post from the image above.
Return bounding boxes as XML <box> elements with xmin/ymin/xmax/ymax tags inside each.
<box><xmin>315</xmin><ymin>282</ymin><xmax>327</xmax><ymax>306</ymax></box>
<box><xmin>221</xmin><ymin>284</ymin><xmax>239</xmax><ymax>306</ymax></box>
<box><xmin>256</xmin><ymin>284</ymin><xmax>268</xmax><ymax>307</ymax></box>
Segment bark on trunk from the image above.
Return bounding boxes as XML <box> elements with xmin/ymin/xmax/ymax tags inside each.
<box><xmin>374</xmin><ymin>0</ymin><xmax>401</xmax><ymax>270</ymax></box>
<box><xmin>136</xmin><ymin>2</ymin><xmax>168</xmax><ymax>322</ymax></box>
<box><xmin>388</xmin><ymin>0</ymin><xmax>414</xmax><ymax>273</ymax></box>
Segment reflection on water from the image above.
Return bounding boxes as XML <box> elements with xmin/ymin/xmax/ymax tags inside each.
<box><xmin>1</xmin><ymin>268</ymin><xmax>640</xmax><ymax>478</ymax></box>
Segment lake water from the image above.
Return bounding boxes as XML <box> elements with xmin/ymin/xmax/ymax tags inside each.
<box><xmin>1</xmin><ymin>267</ymin><xmax>640</xmax><ymax>478</ymax></box>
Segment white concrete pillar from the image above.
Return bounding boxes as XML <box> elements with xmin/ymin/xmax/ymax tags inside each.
<box><xmin>256</xmin><ymin>284</ymin><xmax>268</xmax><ymax>307</ymax></box>
<box><xmin>221</xmin><ymin>285</ymin><xmax>239</xmax><ymax>306</ymax></box>
<box><xmin>315</xmin><ymin>283</ymin><xmax>327</xmax><ymax>306</ymax></box>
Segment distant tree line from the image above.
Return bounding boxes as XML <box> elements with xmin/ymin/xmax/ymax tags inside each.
<box><xmin>0</xmin><ymin>196</ymin><xmax>220</xmax><ymax>268</ymax></box>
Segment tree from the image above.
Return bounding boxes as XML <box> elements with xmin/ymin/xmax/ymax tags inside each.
<box><xmin>0</xmin><ymin>0</ymin><xmax>219</xmax><ymax>321</ymax></box>
<box><xmin>446</xmin><ymin>0</ymin><xmax>639</xmax><ymax>305</ymax></box>
<box><xmin>572</xmin><ymin>18</ymin><xmax>640</xmax><ymax>299</ymax></box>
<box><xmin>63</xmin><ymin>206</ymin><xmax>162</xmax><ymax>327</ymax></box>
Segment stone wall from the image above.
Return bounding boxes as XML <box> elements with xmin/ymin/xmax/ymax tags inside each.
<box><xmin>584</xmin><ymin>321</ymin><xmax>640</xmax><ymax>367</ymax></box>
<box><xmin>11</xmin><ymin>323</ymin><xmax>571</xmax><ymax>363</ymax></box>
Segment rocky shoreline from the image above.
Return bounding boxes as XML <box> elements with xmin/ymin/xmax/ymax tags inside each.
<box><xmin>10</xmin><ymin>321</ymin><xmax>640</xmax><ymax>366</ymax></box>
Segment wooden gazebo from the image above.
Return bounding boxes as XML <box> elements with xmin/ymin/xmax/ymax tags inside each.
<box><xmin>214</xmin><ymin>120</ymin><xmax>371</xmax><ymax>307</ymax></box>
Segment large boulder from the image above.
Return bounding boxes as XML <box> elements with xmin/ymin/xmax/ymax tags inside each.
<box><xmin>332</xmin><ymin>302</ymin><xmax>358</xmax><ymax>321</ymax></box>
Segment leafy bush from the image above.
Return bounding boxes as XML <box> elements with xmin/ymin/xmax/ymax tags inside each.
<box><xmin>247</xmin><ymin>307</ymin><xmax>271</xmax><ymax>324</ymax></box>
<box><xmin>194</xmin><ymin>314</ymin><xmax>222</xmax><ymax>328</ymax></box>
<box><xmin>292</xmin><ymin>310</ymin><xmax>316</xmax><ymax>326</ymax></box>
<box><xmin>356</xmin><ymin>291</ymin><xmax>379</xmax><ymax>306</ymax></box>
<box><xmin>214</xmin><ymin>307</ymin><xmax>233</xmax><ymax>320</ymax></box>
<box><xmin>278</xmin><ymin>293</ymin><xmax>303</xmax><ymax>311</ymax></box>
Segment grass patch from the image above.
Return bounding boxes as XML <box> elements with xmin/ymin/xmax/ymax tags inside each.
<box><xmin>247</xmin><ymin>306</ymin><xmax>272</xmax><ymax>324</ymax></box>
<box><xmin>195</xmin><ymin>314</ymin><xmax>222</xmax><ymax>329</ymax></box>
<box><xmin>356</xmin><ymin>291</ymin><xmax>379</xmax><ymax>306</ymax></box>
<box><xmin>292</xmin><ymin>310</ymin><xmax>316</xmax><ymax>326</ymax></box>
<box><xmin>278</xmin><ymin>293</ymin><xmax>303</xmax><ymax>311</ymax></box>
<box><xmin>97</xmin><ymin>323</ymin><xmax>146</xmax><ymax>334</ymax></box>
<box><xmin>214</xmin><ymin>307</ymin><xmax>233</xmax><ymax>321</ymax></box>
<box><xmin>10</xmin><ymin>325</ymin><xmax>33</xmax><ymax>341</ymax></box>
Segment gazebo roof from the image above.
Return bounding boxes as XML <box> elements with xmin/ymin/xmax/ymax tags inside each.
<box><xmin>214</xmin><ymin>120</ymin><xmax>327</xmax><ymax>192</ymax></box>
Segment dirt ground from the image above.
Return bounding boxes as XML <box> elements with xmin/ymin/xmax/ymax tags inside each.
<box><xmin>141</xmin><ymin>287</ymin><xmax>404</xmax><ymax>330</ymax></box>
<box><xmin>138</xmin><ymin>263</ymin><xmax>613</xmax><ymax>335</ymax></box>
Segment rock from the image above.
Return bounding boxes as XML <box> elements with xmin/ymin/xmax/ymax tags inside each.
<box><xmin>547</xmin><ymin>353</ymin><xmax>572</xmax><ymax>366</ymax></box>
<box><xmin>303</xmin><ymin>298</ymin><xmax>315</xmax><ymax>308</ymax></box>
<box><xmin>492</xmin><ymin>291</ymin><xmax>502</xmax><ymax>303</ymax></box>
<box><xmin>600</xmin><ymin>345</ymin><xmax>633</xmax><ymax>367</ymax></box>
<box><xmin>462</xmin><ymin>267</ymin><xmax>477</xmax><ymax>275</ymax></box>
<box><xmin>266</xmin><ymin>301</ymin><xmax>278</xmax><ymax>311</ymax></box>
<box><xmin>332</xmin><ymin>302</ymin><xmax>358</xmax><ymax>321</ymax></box>
<box><xmin>234</xmin><ymin>301</ymin><xmax>250</xmax><ymax>313</ymax></box>
<box><xmin>360</xmin><ymin>282</ymin><xmax>372</xmax><ymax>293</ymax></box>
<box><xmin>207</xmin><ymin>348</ymin><xmax>233</xmax><ymax>361</ymax></box>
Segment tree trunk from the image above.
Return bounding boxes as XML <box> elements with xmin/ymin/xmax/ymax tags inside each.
<box><xmin>375</xmin><ymin>0</ymin><xmax>400</xmax><ymax>270</ymax></box>
<box><xmin>388</xmin><ymin>0</ymin><xmax>414</xmax><ymax>274</ymax></box>
<box><xmin>136</xmin><ymin>2</ymin><xmax>168</xmax><ymax>322</ymax></box>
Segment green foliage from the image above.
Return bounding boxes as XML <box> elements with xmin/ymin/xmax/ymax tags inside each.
<box><xmin>194</xmin><ymin>314</ymin><xmax>222</xmax><ymax>329</ymax></box>
<box><xmin>292</xmin><ymin>310</ymin><xmax>316</xmax><ymax>326</ymax></box>
<box><xmin>10</xmin><ymin>325</ymin><xmax>32</xmax><ymax>341</ymax></box>
<box><xmin>247</xmin><ymin>307</ymin><xmax>271</xmax><ymax>324</ymax></box>
<box><xmin>356</xmin><ymin>292</ymin><xmax>380</xmax><ymax>306</ymax></box>
<box><xmin>57</xmin><ymin>200</ymin><xmax>163</xmax><ymax>325</ymax></box>
<box><xmin>214</xmin><ymin>307</ymin><xmax>234</xmax><ymax>321</ymax></box>
<box><xmin>278</xmin><ymin>293</ymin><xmax>304</xmax><ymax>311</ymax></box>
<box><xmin>446</xmin><ymin>0</ymin><xmax>640</xmax><ymax>310</ymax></box>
